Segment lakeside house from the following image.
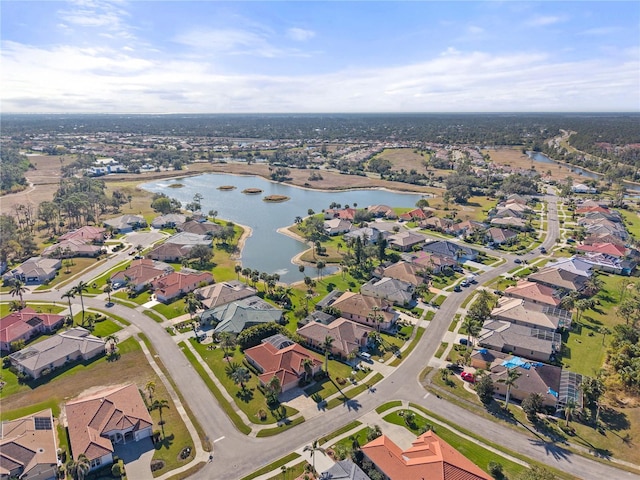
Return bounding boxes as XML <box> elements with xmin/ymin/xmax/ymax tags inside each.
<box><xmin>195</xmin><ymin>280</ymin><xmax>256</xmax><ymax>309</ymax></box>
<box><xmin>103</xmin><ymin>214</ymin><xmax>147</xmax><ymax>233</ymax></box>
<box><xmin>200</xmin><ymin>296</ymin><xmax>283</xmax><ymax>334</ymax></box>
<box><xmin>151</xmin><ymin>269</ymin><xmax>213</xmax><ymax>303</ymax></box>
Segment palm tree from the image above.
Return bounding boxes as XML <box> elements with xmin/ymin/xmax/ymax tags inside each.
<box><xmin>499</xmin><ymin>367</ymin><xmax>522</xmax><ymax>409</ymax></box>
<box><xmin>184</xmin><ymin>292</ymin><xmax>202</xmax><ymax>320</ymax></box>
<box><xmin>219</xmin><ymin>332</ymin><xmax>236</xmax><ymax>360</ymax></box>
<box><xmin>303</xmin><ymin>439</ymin><xmax>326</xmax><ymax>473</ymax></box>
<box><xmin>145</xmin><ymin>381</ymin><xmax>156</xmax><ymax>403</ymax></box>
<box><xmin>564</xmin><ymin>398</ymin><xmax>577</xmax><ymax>427</ymax></box>
<box><xmin>73</xmin><ymin>280</ymin><xmax>89</xmax><ymax>326</ymax></box>
<box><xmin>104</xmin><ymin>334</ymin><xmax>119</xmax><ymax>354</ymax></box>
<box><xmin>68</xmin><ymin>454</ymin><xmax>91</xmax><ymax>480</ymax></box>
<box><xmin>316</xmin><ymin>260</ymin><xmax>325</xmax><ymax>280</ymax></box>
<box><xmin>9</xmin><ymin>280</ymin><xmax>27</xmax><ymax>309</ymax></box>
<box><xmin>600</xmin><ymin>326</ymin><xmax>611</xmax><ymax>345</ymax></box>
<box><xmin>560</xmin><ymin>291</ymin><xmax>579</xmax><ymax>311</ymax></box>
<box><xmin>461</xmin><ymin>315</ymin><xmax>481</xmax><ymax>352</ymax></box>
<box><xmin>8</xmin><ymin>300</ymin><xmax>22</xmax><ymax>312</ymax></box>
<box><xmin>585</xmin><ymin>275</ymin><xmax>604</xmax><ymax>296</ymax></box>
<box><xmin>322</xmin><ymin>335</ymin><xmax>334</xmax><ymax>373</ymax></box>
<box><xmin>61</xmin><ymin>288</ymin><xmax>76</xmax><ymax>324</ymax></box>
<box><xmin>104</xmin><ymin>283</ymin><xmax>113</xmax><ymax>305</ymax></box>
<box><xmin>235</xmin><ymin>264</ymin><xmax>242</xmax><ymax>280</ymax></box>
<box><xmin>226</xmin><ymin>363</ymin><xmax>251</xmax><ymax>391</ymax></box>
<box><xmin>302</xmin><ymin>358</ymin><xmax>314</xmax><ymax>382</ymax></box>
<box><xmin>367</xmin><ymin>305</ymin><xmax>384</xmax><ymax>332</ymax></box>
<box><xmin>575</xmin><ymin>298</ymin><xmax>594</xmax><ymax>323</ymax></box>
<box><xmin>150</xmin><ymin>398</ymin><xmax>170</xmax><ymax>430</ymax></box>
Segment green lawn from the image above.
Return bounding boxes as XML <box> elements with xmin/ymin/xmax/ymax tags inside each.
<box><xmin>153</xmin><ymin>298</ymin><xmax>188</xmax><ymax>319</ymax></box>
<box><xmin>434</xmin><ymin>342</ymin><xmax>448</xmax><ymax>359</ymax></box>
<box><xmin>0</xmin><ymin>303</ymin><xmax>65</xmax><ymax>317</ymax></box>
<box><xmin>189</xmin><ymin>339</ymin><xmax>299</xmax><ymax>424</ymax></box>
<box><xmin>114</xmin><ymin>290</ymin><xmax>152</xmax><ymax>305</ymax></box>
<box><xmin>319</xmin><ymin>420</ymin><xmax>363</xmax><ymax>444</ymax></box>
<box><xmin>618</xmin><ymin>208</ymin><xmax>640</xmax><ymax>238</ymax></box>
<box><xmin>34</xmin><ymin>257</ymin><xmax>100</xmax><ymax>291</ymax></box>
<box><xmin>239</xmin><ymin>453</ymin><xmax>301</xmax><ymax>480</ymax></box>
<box><xmin>84</xmin><ymin>260</ymin><xmax>132</xmax><ymax>294</ymax></box>
<box><xmin>389</xmin><ymin>327</ymin><xmax>424</xmax><ymax>367</ymax></box>
<box><xmin>91</xmin><ymin>319</ymin><xmax>123</xmax><ymax>337</ymax></box>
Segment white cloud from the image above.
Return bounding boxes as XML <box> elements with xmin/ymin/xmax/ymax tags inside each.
<box><xmin>1</xmin><ymin>41</ymin><xmax>637</xmax><ymax>113</ymax></box>
<box><xmin>57</xmin><ymin>0</ymin><xmax>134</xmax><ymax>39</ymax></box>
<box><xmin>526</xmin><ymin>15</ymin><xmax>564</xmax><ymax>27</ymax></box>
<box><xmin>287</xmin><ymin>27</ymin><xmax>315</xmax><ymax>42</ymax></box>
<box><xmin>468</xmin><ymin>25</ymin><xmax>484</xmax><ymax>35</ymax></box>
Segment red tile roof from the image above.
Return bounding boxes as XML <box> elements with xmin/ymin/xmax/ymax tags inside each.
<box><xmin>151</xmin><ymin>270</ymin><xmax>213</xmax><ymax>301</ymax></box>
<box><xmin>244</xmin><ymin>342</ymin><xmax>322</xmax><ymax>390</ymax></box>
<box><xmin>59</xmin><ymin>226</ymin><xmax>106</xmax><ymax>243</ymax></box>
<box><xmin>361</xmin><ymin>431</ymin><xmax>490</xmax><ymax>480</ymax></box>
<box><xmin>577</xmin><ymin>242</ymin><xmax>626</xmax><ymax>257</ymax></box>
<box><xmin>0</xmin><ymin>308</ymin><xmax>65</xmax><ymax>348</ymax></box>
<box><xmin>111</xmin><ymin>259</ymin><xmax>169</xmax><ymax>286</ymax></box>
<box><xmin>503</xmin><ymin>281</ymin><xmax>561</xmax><ymax>307</ymax></box>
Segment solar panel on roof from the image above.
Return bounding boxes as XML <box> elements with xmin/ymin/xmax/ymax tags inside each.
<box><xmin>34</xmin><ymin>417</ymin><xmax>52</xmax><ymax>430</ymax></box>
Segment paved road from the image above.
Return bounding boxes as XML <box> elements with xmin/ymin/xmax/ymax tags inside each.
<box><xmin>21</xmin><ymin>192</ymin><xmax>640</xmax><ymax>480</ymax></box>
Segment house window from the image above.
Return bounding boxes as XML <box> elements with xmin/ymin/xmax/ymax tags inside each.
<box><xmin>91</xmin><ymin>458</ymin><xmax>101</xmax><ymax>468</ymax></box>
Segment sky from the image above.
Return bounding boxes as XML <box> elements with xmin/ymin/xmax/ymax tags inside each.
<box><xmin>2</xmin><ymin>1</ymin><xmax>639</xmax><ymax>113</ymax></box>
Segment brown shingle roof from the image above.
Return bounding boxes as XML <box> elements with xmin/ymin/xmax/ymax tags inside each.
<box><xmin>244</xmin><ymin>342</ymin><xmax>322</xmax><ymax>390</ymax></box>
<box><xmin>296</xmin><ymin>318</ymin><xmax>372</xmax><ymax>357</ymax></box>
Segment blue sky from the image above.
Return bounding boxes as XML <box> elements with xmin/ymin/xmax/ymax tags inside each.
<box><xmin>2</xmin><ymin>1</ymin><xmax>638</xmax><ymax>113</ymax></box>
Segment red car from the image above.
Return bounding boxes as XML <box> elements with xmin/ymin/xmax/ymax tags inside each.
<box><xmin>461</xmin><ymin>371</ymin><xmax>476</xmax><ymax>383</ymax></box>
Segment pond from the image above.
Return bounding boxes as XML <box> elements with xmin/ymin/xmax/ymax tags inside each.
<box><xmin>141</xmin><ymin>174</ymin><xmax>423</xmax><ymax>283</ymax></box>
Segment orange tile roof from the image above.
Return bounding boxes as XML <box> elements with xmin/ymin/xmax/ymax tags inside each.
<box><xmin>503</xmin><ymin>281</ymin><xmax>561</xmax><ymax>307</ymax></box>
<box><xmin>0</xmin><ymin>308</ymin><xmax>65</xmax><ymax>347</ymax></box>
<box><xmin>361</xmin><ymin>431</ymin><xmax>490</xmax><ymax>480</ymax></box>
<box><xmin>244</xmin><ymin>342</ymin><xmax>322</xmax><ymax>390</ymax></box>
<box><xmin>65</xmin><ymin>384</ymin><xmax>153</xmax><ymax>461</ymax></box>
<box><xmin>577</xmin><ymin>242</ymin><xmax>626</xmax><ymax>257</ymax></box>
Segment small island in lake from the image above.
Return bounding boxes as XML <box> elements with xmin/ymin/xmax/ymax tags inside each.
<box><xmin>263</xmin><ymin>195</ymin><xmax>290</xmax><ymax>203</ymax></box>
<box><xmin>242</xmin><ymin>188</ymin><xmax>263</xmax><ymax>194</ymax></box>
<box><xmin>218</xmin><ymin>185</ymin><xmax>236</xmax><ymax>191</ymax></box>
<box><xmin>168</xmin><ymin>183</ymin><xmax>184</xmax><ymax>188</ymax></box>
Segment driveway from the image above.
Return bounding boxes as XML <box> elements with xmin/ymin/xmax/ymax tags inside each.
<box><xmin>114</xmin><ymin>437</ymin><xmax>155</xmax><ymax>480</ymax></box>
<box><xmin>125</xmin><ymin>231</ymin><xmax>166</xmax><ymax>249</ymax></box>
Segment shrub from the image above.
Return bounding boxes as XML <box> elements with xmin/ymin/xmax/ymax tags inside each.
<box><xmin>111</xmin><ymin>462</ymin><xmax>123</xmax><ymax>477</ymax></box>
<box><xmin>488</xmin><ymin>461</ymin><xmax>504</xmax><ymax>479</ymax></box>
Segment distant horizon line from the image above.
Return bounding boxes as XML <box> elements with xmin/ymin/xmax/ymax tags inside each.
<box><xmin>2</xmin><ymin>111</ymin><xmax>639</xmax><ymax>116</ymax></box>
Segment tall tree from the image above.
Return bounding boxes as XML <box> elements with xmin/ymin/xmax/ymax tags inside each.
<box><xmin>9</xmin><ymin>279</ymin><xmax>27</xmax><ymax>309</ymax></box>
<box><xmin>303</xmin><ymin>439</ymin><xmax>326</xmax><ymax>474</ymax></box>
<box><xmin>225</xmin><ymin>362</ymin><xmax>251</xmax><ymax>391</ymax></box>
<box><xmin>150</xmin><ymin>399</ymin><xmax>170</xmax><ymax>434</ymax></box>
<box><xmin>145</xmin><ymin>381</ymin><xmax>156</xmax><ymax>403</ymax></box>
<box><xmin>73</xmin><ymin>280</ymin><xmax>89</xmax><ymax>326</ymax></box>
<box><xmin>219</xmin><ymin>332</ymin><xmax>236</xmax><ymax>360</ymax></box>
<box><xmin>461</xmin><ymin>315</ymin><xmax>481</xmax><ymax>352</ymax></box>
<box><xmin>499</xmin><ymin>367</ymin><xmax>522</xmax><ymax>409</ymax></box>
<box><xmin>184</xmin><ymin>293</ymin><xmax>203</xmax><ymax>320</ymax></box>
<box><xmin>322</xmin><ymin>335</ymin><xmax>334</xmax><ymax>373</ymax></box>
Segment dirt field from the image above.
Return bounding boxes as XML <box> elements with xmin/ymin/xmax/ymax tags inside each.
<box><xmin>1</xmin><ymin>155</ymin><xmax>75</xmax><ymax>213</ymax></box>
<box><xmin>483</xmin><ymin>147</ymin><xmax>572</xmax><ymax>182</ymax></box>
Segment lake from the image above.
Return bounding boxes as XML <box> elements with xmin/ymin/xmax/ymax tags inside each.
<box><xmin>140</xmin><ymin>173</ymin><xmax>422</xmax><ymax>283</ymax></box>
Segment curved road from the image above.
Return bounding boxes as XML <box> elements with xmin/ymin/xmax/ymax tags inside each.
<box><xmin>22</xmin><ymin>191</ymin><xmax>639</xmax><ymax>480</ymax></box>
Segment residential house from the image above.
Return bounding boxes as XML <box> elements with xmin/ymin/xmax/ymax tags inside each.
<box><xmin>505</xmin><ymin>194</ymin><xmax>528</xmax><ymax>205</ymax></box>
<box><xmin>146</xmin><ymin>243</ymin><xmax>193</xmax><ymax>262</ymax></box>
<box><xmin>110</xmin><ymin>258</ymin><xmax>173</xmax><ymax>291</ymax></box>
<box><xmin>489</xmin><ymin>216</ymin><xmax>527</xmax><ymax>230</ymax></box>
<box><xmin>330</xmin><ymin>292</ymin><xmax>398</xmax><ymax>331</ymax></box>
<box><xmin>103</xmin><ymin>214</ymin><xmax>146</xmax><ymax>233</ymax></box>
<box><xmin>344</xmin><ymin>227</ymin><xmax>390</xmax><ymax>245</ymax></box>
<box><xmin>399</xmin><ymin>208</ymin><xmax>429</xmax><ymax>222</ymax></box>
<box><xmin>324</xmin><ymin>208</ymin><xmax>357</xmax><ymax>221</ymax></box>
<box><xmin>544</xmin><ymin>257</ymin><xmax>593</xmax><ymax>278</ymax></box>
<box><xmin>360</xmin><ymin>277</ymin><xmax>414</xmax><ymax>306</ymax></box>
<box><xmin>583</xmin><ymin>233</ymin><xmax>626</xmax><ymax>247</ymax></box>
<box><xmin>451</xmin><ymin>220</ymin><xmax>485</xmax><ymax>237</ymax></box>
<box><xmin>493</xmin><ymin>206</ymin><xmax>526</xmax><ymax>219</ymax></box>
<box><xmin>576</xmin><ymin>205</ymin><xmax>612</xmax><ymax>215</ymax></box>
<box><xmin>195</xmin><ymin>281</ymin><xmax>256</xmax><ymax>309</ymax></box>
<box><xmin>478</xmin><ymin>320</ymin><xmax>561</xmax><ymax>362</ymax></box>
<box><xmin>297</xmin><ymin>310</ymin><xmax>337</xmax><ymax>328</ymax></box>
<box><xmin>584</xmin><ymin>223</ymin><xmax>628</xmax><ymax>241</ymax></box>
<box><xmin>361</xmin><ymin>430</ymin><xmax>491</xmax><ymax>480</ymax></box>
<box><xmin>244</xmin><ymin>335</ymin><xmax>322</xmax><ymax>393</ymax></box>
<box><xmin>503</xmin><ymin>281</ymin><xmax>562</xmax><ymax>307</ymax></box>
<box><xmin>9</xmin><ymin>327</ymin><xmax>105</xmax><ymax>379</ymax></box>
<box><xmin>324</xmin><ymin>218</ymin><xmax>352</xmax><ymax>236</ymax></box>
<box><xmin>423</xmin><ymin>241</ymin><xmax>479</xmax><ymax>262</ymax></box>
<box><xmin>42</xmin><ymin>238</ymin><xmax>104</xmax><ymax>258</ymax></box>
<box><xmin>571</xmin><ymin>183</ymin><xmax>597</xmax><ymax>194</ymax></box>
<box><xmin>367</xmin><ymin>205</ymin><xmax>397</xmax><ymax>219</ymax></box>
<box><xmin>200</xmin><ymin>296</ymin><xmax>283</xmax><ymax>334</ymax></box>
<box><xmin>177</xmin><ymin>220</ymin><xmax>222</xmax><ymax>236</ymax></box>
<box><xmin>65</xmin><ymin>384</ymin><xmax>153</xmax><ymax>472</ymax></box>
<box><xmin>488</xmin><ymin>356</ymin><xmax>581</xmax><ymax>409</ymax></box>
<box><xmin>527</xmin><ymin>267</ymin><xmax>589</xmax><ymax>294</ymax></box>
<box><xmin>0</xmin><ymin>409</ymin><xmax>58</xmax><ymax>480</ymax></box>
<box><xmin>577</xmin><ymin>242</ymin><xmax>627</xmax><ymax>258</ymax></box>
<box><xmin>151</xmin><ymin>269</ymin><xmax>214</xmax><ymax>303</ymax></box>
<box><xmin>491</xmin><ymin>297</ymin><xmax>570</xmax><ymax>331</ymax></box>
<box><xmin>296</xmin><ymin>318</ymin><xmax>373</xmax><ymax>359</ymax></box>
<box><xmin>3</xmin><ymin>257</ymin><xmax>61</xmax><ymax>285</ymax></box>
<box><xmin>320</xmin><ymin>460</ymin><xmax>371</xmax><ymax>480</ymax></box>
<box><xmin>420</xmin><ymin>216</ymin><xmax>454</xmax><ymax>234</ymax></box>
<box><xmin>0</xmin><ymin>308</ymin><xmax>65</xmax><ymax>352</ymax></box>
<box><xmin>388</xmin><ymin>231</ymin><xmax>427</xmax><ymax>252</ymax></box>
<box><xmin>577</xmin><ymin>253</ymin><xmax>634</xmax><ymax>275</ymax></box>
<box><xmin>164</xmin><ymin>232</ymin><xmax>212</xmax><ymax>247</ymax></box>
<box><xmin>401</xmin><ymin>251</ymin><xmax>456</xmax><ymax>274</ymax></box>
<box><xmin>150</xmin><ymin>213</ymin><xmax>186</xmax><ymax>229</ymax></box>
<box><xmin>486</xmin><ymin>227</ymin><xmax>518</xmax><ymax>245</ymax></box>
<box><xmin>59</xmin><ymin>226</ymin><xmax>106</xmax><ymax>243</ymax></box>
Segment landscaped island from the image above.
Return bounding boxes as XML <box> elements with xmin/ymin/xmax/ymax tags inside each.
<box><xmin>168</xmin><ymin>183</ymin><xmax>184</xmax><ymax>188</ymax></box>
<box><xmin>242</xmin><ymin>188</ymin><xmax>263</xmax><ymax>194</ymax></box>
<box><xmin>263</xmin><ymin>195</ymin><xmax>290</xmax><ymax>203</ymax></box>
<box><xmin>218</xmin><ymin>185</ymin><xmax>236</xmax><ymax>190</ymax></box>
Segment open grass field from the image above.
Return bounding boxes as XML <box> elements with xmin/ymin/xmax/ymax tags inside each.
<box><xmin>618</xmin><ymin>208</ymin><xmax>640</xmax><ymax>238</ymax></box>
<box><xmin>0</xmin><ymin>302</ymin><xmax>65</xmax><ymax>317</ymax></box>
<box><xmin>35</xmin><ymin>257</ymin><xmax>101</xmax><ymax>290</ymax></box>
<box><xmin>482</xmin><ymin>147</ymin><xmax>570</xmax><ymax>182</ymax></box>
